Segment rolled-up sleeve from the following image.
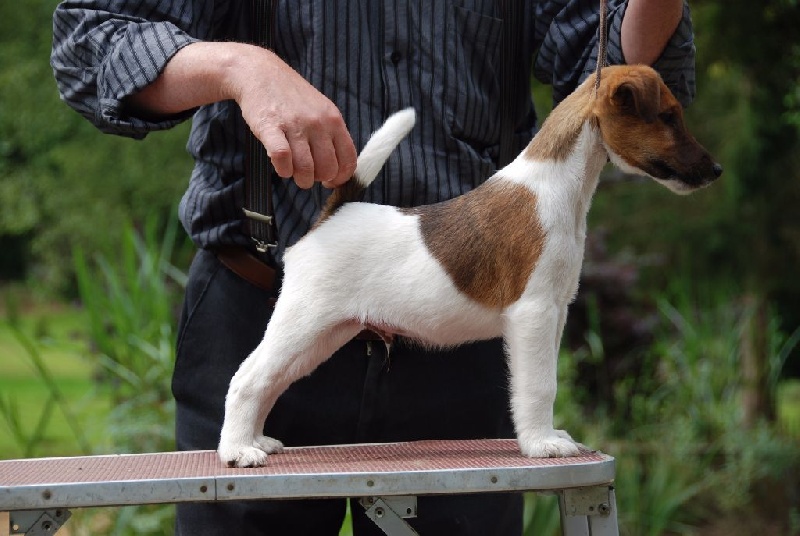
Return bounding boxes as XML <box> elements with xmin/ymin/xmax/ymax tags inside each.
<box><xmin>533</xmin><ymin>0</ymin><xmax>696</xmax><ymax>107</ymax></box>
<box><xmin>51</xmin><ymin>1</ymin><xmax>209</xmax><ymax>138</ymax></box>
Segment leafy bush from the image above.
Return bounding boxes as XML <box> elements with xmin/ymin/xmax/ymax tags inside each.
<box><xmin>553</xmin><ymin>277</ymin><xmax>800</xmax><ymax>535</ymax></box>
<box><xmin>73</xmin><ymin>215</ymin><xmax>186</xmax><ymax>534</ymax></box>
<box><xmin>0</xmin><ymin>0</ymin><xmax>193</xmax><ymax>291</ymax></box>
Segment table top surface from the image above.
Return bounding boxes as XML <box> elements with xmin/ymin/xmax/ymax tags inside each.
<box><xmin>0</xmin><ymin>439</ymin><xmax>615</xmax><ymax>510</ymax></box>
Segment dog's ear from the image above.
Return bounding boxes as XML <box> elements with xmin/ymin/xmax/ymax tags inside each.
<box><xmin>611</xmin><ymin>76</ymin><xmax>660</xmax><ymax>123</ymax></box>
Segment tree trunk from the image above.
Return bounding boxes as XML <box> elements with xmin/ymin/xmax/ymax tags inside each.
<box><xmin>740</xmin><ymin>293</ymin><xmax>775</xmax><ymax>427</ymax></box>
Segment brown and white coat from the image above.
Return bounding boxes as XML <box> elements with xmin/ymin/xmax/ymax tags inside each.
<box><xmin>219</xmin><ymin>65</ymin><xmax>721</xmax><ymax>467</ymax></box>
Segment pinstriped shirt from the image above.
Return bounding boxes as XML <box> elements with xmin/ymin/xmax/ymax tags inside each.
<box><xmin>51</xmin><ymin>1</ymin><xmax>696</xmax><ymax>263</ymax></box>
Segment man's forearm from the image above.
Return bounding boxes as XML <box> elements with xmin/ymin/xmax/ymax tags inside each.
<box><xmin>127</xmin><ymin>41</ymin><xmax>265</xmax><ymax>116</ymax></box>
<box><xmin>621</xmin><ymin>0</ymin><xmax>684</xmax><ymax>65</ymax></box>
<box><xmin>127</xmin><ymin>41</ymin><xmax>357</xmax><ymax>188</ymax></box>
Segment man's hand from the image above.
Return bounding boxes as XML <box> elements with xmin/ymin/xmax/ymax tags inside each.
<box><xmin>127</xmin><ymin>42</ymin><xmax>357</xmax><ymax>189</ymax></box>
<box><xmin>225</xmin><ymin>45</ymin><xmax>356</xmax><ymax>188</ymax></box>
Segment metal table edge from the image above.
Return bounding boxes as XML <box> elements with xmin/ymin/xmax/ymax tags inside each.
<box><xmin>215</xmin><ymin>456</ymin><xmax>616</xmax><ymax>501</ymax></box>
<box><xmin>0</xmin><ymin>477</ymin><xmax>216</xmax><ymax>511</ymax></box>
<box><xmin>0</xmin><ymin>450</ymin><xmax>615</xmax><ymax>510</ymax></box>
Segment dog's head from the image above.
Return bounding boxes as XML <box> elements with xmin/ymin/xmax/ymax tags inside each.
<box><xmin>593</xmin><ymin>65</ymin><xmax>722</xmax><ymax>194</ymax></box>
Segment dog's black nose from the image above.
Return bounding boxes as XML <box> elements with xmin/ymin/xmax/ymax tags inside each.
<box><xmin>712</xmin><ymin>162</ymin><xmax>723</xmax><ymax>178</ymax></box>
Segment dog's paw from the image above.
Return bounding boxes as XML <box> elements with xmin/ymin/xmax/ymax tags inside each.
<box><xmin>518</xmin><ymin>428</ymin><xmax>581</xmax><ymax>458</ymax></box>
<box><xmin>254</xmin><ymin>435</ymin><xmax>284</xmax><ymax>454</ymax></box>
<box><xmin>218</xmin><ymin>436</ymin><xmax>283</xmax><ymax>468</ymax></box>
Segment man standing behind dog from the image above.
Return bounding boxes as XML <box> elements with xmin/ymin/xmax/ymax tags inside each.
<box><xmin>52</xmin><ymin>1</ymin><xmax>696</xmax><ymax>534</ymax></box>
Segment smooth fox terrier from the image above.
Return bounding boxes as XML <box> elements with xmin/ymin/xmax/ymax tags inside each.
<box><xmin>218</xmin><ymin>65</ymin><xmax>722</xmax><ymax>467</ymax></box>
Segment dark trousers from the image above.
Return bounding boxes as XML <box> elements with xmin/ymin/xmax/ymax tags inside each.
<box><xmin>173</xmin><ymin>249</ymin><xmax>523</xmax><ymax>535</ymax></box>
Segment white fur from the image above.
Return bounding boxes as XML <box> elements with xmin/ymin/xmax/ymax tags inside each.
<box><xmin>354</xmin><ymin>108</ymin><xmax>416</xmax><ymax>187</ymax></box>
<box><xmin>218</xmin><ymin>101</ymin><xmax>697</xmax><ymax>466</ymax></box>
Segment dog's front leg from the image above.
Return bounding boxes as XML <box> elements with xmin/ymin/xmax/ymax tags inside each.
<box><xmin>504</xmin><ymin>300</ymin><xmax>580</xmax><ymax>457</ymax></box>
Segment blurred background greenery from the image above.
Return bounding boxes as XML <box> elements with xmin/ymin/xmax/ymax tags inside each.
<box><xmin>1</xmin><ymin>0</ymin><xmax>798</xmax><ymax>535</ymax></box>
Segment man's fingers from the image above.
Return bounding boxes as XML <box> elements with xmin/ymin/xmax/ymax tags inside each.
<box><xmin>261</xmin><ymin>127</ymin><xmax>314</xmax><ymax>189</ymax></box>
<box><xmin>262</xmin><ymin>128</ymin><xmax>293</xmax><ymax>179</ymax></box>
<box><xmin>308</xmin><ymin>136</ymin><xmax>338</xmax><ymax>184</ymax></box>
<box><xmin>332</xmin><ymin>131</ymin><xmax>358</xmax><ymax>185</ymax></box>
<box><xmin>235</xmin><ymin>52</ymin><xmax>358</xmax><ymax>190</ymax></box>
<box><xmin>289</xmin><ymin>138</ymin><xmax>315</xmax><ymax>189</ymax></box>
<box><xmin>257</xmin><ymin>114</ymin><xmax>356</xmax><ymax>190</ymax></box>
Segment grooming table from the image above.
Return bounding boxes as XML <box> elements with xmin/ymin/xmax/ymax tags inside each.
<box><xmin>0</xmin><ymin>439</ymin><xmax>618</xmax><ymax>535</ymax></box>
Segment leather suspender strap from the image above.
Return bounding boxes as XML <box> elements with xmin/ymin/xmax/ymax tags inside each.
<box><xmin>244</xmin><ymin>0</ymin><xmax>278</xmax><ymax>253</ymax></box>
<box><xmin>498</xmin><ymin>0</ymin><xmax>523</xmax><ymax>168</ymax></box>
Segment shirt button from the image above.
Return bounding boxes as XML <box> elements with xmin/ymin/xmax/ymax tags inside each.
<box><xmin>390</xmin><ymin>51</ymin><xmax>402</xmax><ymax>64</ymax></box>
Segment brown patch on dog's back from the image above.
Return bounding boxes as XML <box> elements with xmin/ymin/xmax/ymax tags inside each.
<box><xmin>407</xmin><ymin>180</ymin><xmax>545</xmax><ymax>309</ymax></box>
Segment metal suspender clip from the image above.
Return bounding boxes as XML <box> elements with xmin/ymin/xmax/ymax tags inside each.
<box><xmin>242</xmin><ymin>209</ymin><xmax>277</xmax><ymax>253</ymax></box>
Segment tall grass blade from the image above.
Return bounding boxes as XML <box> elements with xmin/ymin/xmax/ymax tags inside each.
<box><xmin>6</xmin><ymin>323</ymin><xmax>91</xmax><ymax>454</ymax></box>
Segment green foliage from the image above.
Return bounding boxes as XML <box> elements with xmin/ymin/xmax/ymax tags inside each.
<box><xmin>0</xmin><ymin>295</ymin><xmax>91</xmax><ymax>457</ymax></box>
<box><xmin>554</xmin><ymin>277</ymin><xmax>800</xmax><ymax>535</ymax></box>
<box><xmin>71</xmin><ymin>215</ymin><xmax>186</xmax><ymax>534</ymax></box>
<box><xmin>73</xmin><ymin>215</ymin><xmax>185</xmax><ymax>454</ymax></box>
<box><xmin>1</xmin><ymin>217</ymin><xmax>187</xmax><ymax>534</ymax></box>
<box><xmin>779</xmin><ymin>380</ymin><xmax>800</xmax><ymax>437</ymax></box>
<box><xmin>615</xmin><ymin>452</ymin><xmax>704</xmax><ymax>536</ymax></box>
<box><xmin>591</xmin><ymin>1</ymin><xmax>800</xmax><ymax>366</ymax></box>
<box><xmin>523</xmin><ymin>493</ymin><xmax>561</xmax><ymax>536</ymax></box>
<box><xmin>0</xmin><ymin>0</ymin><xmax>194</xmax><ymax>291</ymax></box>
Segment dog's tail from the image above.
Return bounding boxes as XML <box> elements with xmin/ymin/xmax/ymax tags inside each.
<box><xmin>316</xmin><ymin>108</ymin><xmax>416</xmax><ymax>224</ymax></box>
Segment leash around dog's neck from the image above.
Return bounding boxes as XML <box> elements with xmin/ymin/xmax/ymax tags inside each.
<box><xmin>594</xmin><ymin>0</ymin><xmax>609</xmax><ymax>95</ymax></box>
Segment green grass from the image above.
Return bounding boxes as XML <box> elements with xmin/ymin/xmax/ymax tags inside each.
<box><xmin>778</xmin><ymin>379</ymin><xmax>800</xmax><ymax>438</ymax></box>
<box><xmin>0</xmin><ymin>299</ymin><xmax>110</xmax><ymax>459</ymax></box>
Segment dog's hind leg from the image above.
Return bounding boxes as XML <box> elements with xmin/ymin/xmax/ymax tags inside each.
<box><xmin>504</xmin><ymin>300</ymin><xmax>580</xmax><ymax>457</ymax></box>
<box><xmin>218</xmin><ymin>303</ymin><xmax>361</xmax><ymax>467</ymax></box>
